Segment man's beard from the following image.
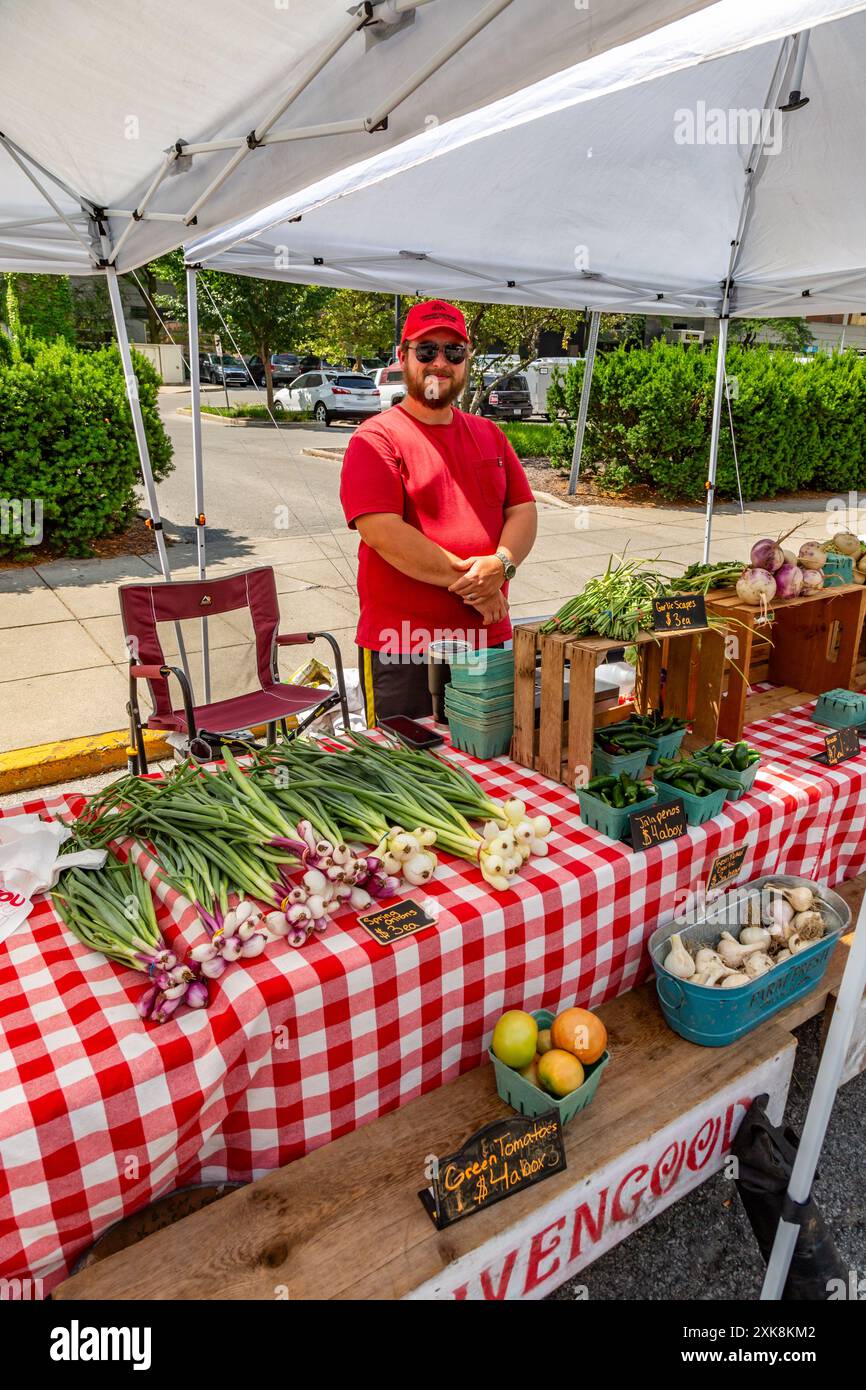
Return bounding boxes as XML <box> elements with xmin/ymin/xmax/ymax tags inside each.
<box><xmin>407</xmin><ymin>367</ymin><xmax>464</xmax><ymax>410</ymax></box>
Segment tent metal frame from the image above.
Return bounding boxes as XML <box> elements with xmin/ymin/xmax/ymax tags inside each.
<box><xmin>2</xmin><ymin>2</ymin><xmax>864</xmax><ymax>1304</ymax></box>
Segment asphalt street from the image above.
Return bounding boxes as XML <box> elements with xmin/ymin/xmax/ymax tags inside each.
<box><xmin>157</xmin><ymin>386</ymin><xmax>353</xmax><ymax>545</ymax></box>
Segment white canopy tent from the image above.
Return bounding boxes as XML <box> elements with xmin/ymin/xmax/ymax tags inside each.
<box><xmin>185</xmin><ymin>0</ymin><xmax>866</xmax><ymax>1302</ymax></box>
<box><xmin>188</xmin><ymin>0</ymin><xmax>866</xmax><ymax>559</ymax></box>
<box><xmin>0</xmin><ymin>0</ymin><xmax>719</xmax><ymax>275</ymax></box>
<box><xmin>0</xmin><ymin>0</ymin><xmax>715</xmax><ymax>670</ymax></box>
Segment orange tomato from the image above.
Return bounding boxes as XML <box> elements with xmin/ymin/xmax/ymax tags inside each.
<box><xmin>551</xmin><ymin>1007</ymin><xmax>607</xmax><ymax>1064</ymax></box>
<box><xmin>538</xmin><ymin>1049</ymin><xmax>585</xmax><ymax>1097</ymax></box>
<box><xmin>519</xmin><ymin>1055</ymin><xmax>541</xmax><ymax>1086</ymax></box>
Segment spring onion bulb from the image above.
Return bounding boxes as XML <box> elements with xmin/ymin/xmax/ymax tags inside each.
<box><xmin>52</xmin><ymin>856</ymin><xmax>207</xmax><ymax>1024</ymax></box>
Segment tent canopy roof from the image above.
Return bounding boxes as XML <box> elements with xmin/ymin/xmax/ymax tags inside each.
<box><xmin>0</xmin><ymin>0</ymin><xmax>719</xmax><ymax>275</ymax></box>
<box><xmin>187</xmin><ymin>0</ymin><xmax>866</xmax><ymax>319</ymax></box>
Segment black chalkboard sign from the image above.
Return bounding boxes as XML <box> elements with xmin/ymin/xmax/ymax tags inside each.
<box><xmin>652</xmin><ymin>594</ymin><xmax>708</xmax><ymax>633</ymax></box>
<box><xmin>707</xmin><ymin>844</ymin><xmax>749</xmax><ymax>893</ymax></box>
<box><xmin>629</xmin><ymin>797</ymin><xmax>688</xmax><ymax>849</ymax></box>
<box><xmin>419</xmin><ymin>1111</ymin><xmax>566</xmax><ymax>1230</ymax></box>
<box><xmin>358</xmin><ymin>898</ymin><xmax>436</xmax><ymax>946</ymax></box>
<box><xmin>823</xmin><ymin>727</ymin><xmax>861</xmax><ymax>766</ymax></box>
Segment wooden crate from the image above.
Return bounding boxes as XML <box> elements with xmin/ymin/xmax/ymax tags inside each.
<box><xmin>511</xmin><ymin>620</ymin><xmax>726</xmax><ymax>788</ymax></box>
<box><xmin>707</xmin><ymin>583</ymin><xmax>866</xmax><ymax>742</ymax></box>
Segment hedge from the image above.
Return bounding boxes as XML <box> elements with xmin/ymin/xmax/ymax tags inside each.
<box><xmin>546</xmin><ymin>342</ymin><xmax>866</xmax><ymax>501</ymax></box>
<box><xmin>0</xmin><ymin>339</ymin><xmax>173</xmax><ymax>558</ymax></box>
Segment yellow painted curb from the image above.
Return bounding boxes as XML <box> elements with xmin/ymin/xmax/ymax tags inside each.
<box><xmin>0</xmin><ymin>721</ymin><xmax>286</xmax><ymax>795</ymax></box>
<box><xmin>0</xmin><ymin>729</ymin><xmax>172</xmax><ymax>795</ymax></box>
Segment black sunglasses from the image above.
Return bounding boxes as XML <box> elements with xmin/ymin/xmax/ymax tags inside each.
<box><xmin>405</xmin><ymin>341</ymin><xmax>469</xmax><ymax>364</ymax></box>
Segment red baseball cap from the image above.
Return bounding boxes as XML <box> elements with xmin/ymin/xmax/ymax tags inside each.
<box><xmin>401</xmin><ymin>299</ymin><xmax>469</xmax><ymax>344</ymax></box>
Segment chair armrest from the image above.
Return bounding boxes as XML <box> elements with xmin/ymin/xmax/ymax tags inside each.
<box><xmin>276</xmin><ymin>633</ymin><xmax>314</xmax><ymax>646</ymax></box>
<box><xmin>130</xmin><ymin>663</ymin><xmax>168</xmax><ymax>680</ymax></box>
<box><xmin>129</xmin><ymin>662</ymin><xmax>196</xmax><ymax>737</ymax></box>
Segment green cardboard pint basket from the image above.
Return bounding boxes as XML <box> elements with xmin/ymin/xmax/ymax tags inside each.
<box><xmin>693</xmin><ymin>745</ymin><xmax>761</xmax><ymax>801</ymax></box>
<box><xmin>591</xmin><ymin>742</ymin><xmax>651</xmax><ymax>780</ymax></box>
<box><xmin>447</xmin><ymin>709</ymin><xmax>513</xmax><ymax>759</ymax></box>
<box><xmin>654</xmin><ymin>777</ymin><xmax>726</xmax><ymax>825</ymax></box>
<box><xmin>577</xmin><ymin>783</ymin><xmax>658</xmax><ymax>841</ymax></box>
<box><xmin>488</xmin><ymin>1009</ymin><xmax>611</xmax><ymax>1125</ymax></box>
<box><xmin>811</xmin><ymin>688</ymin><xmax>866</xmax><ymax>729</ymax></box>
<box><xmin>823</xmin><ymin>553</ymin><xmax>855</xmax><ymax>587</ymax></box>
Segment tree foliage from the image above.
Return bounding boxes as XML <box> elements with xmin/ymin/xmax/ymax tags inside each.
<box><xmin>148</xmin><ymin>250</ymin><xmax>331</xmax><ymax>405</ymax></box>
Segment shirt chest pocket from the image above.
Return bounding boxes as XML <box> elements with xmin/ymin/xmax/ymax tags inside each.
<box><xmin>475</xmin><ymin>456</ymin><xmax>506</xmax><ymax>507</ymax></box>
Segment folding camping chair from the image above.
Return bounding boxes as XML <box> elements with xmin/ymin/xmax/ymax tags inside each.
<box><xmin>119</xmin><ymin>566</ymin><xmax>350</xmax><ymax>773</ymax></box>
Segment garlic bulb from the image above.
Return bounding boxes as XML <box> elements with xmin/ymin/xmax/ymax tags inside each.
<box><xmin>721</xmin><ymin>972</ymin><xmax>750</xmax><ymax>988</ymax></box>
<box><xmin>792</xmin><ymin>909</ymin><xmax>825</xmax><ymax>942</ymax></box>
<box><xmin>774</xmin><ymin>948</ymin><xmax>792</xmax><ymax>963</ymax></box>
<box><xmin>718</xmin><ymin>932</ymin><xmax>765</xmax><ymax>969</ymax></box>
<box><xmin>744</xmin><ymin>951</ymin><xmax>773</xmax><ymax>978</ymax></box>
<box><xmin>695</xmin><ymin>947</ymin><xmax>725</xmax><ymax>972</ymax></box>
<box><xmin>663</xmin><ymin>933</ymin><xmax>695</xmax><ymax>979</ymax></box>
<box><xmin>788</xmin><ymin>933</ymin><xmax>810</xmax><ymax>954</ymax></box>
<box><xmin>763</xmin><ymin>895</ymin><xmax>794</xmax><ymax>930</ymax></box>
<box><xmin>692</xmin><ymin>961</ymin><xmax>733</xmax><ymax>988</ymax></box>
<box><xmin>782</xmin><ymin>885</ymin><xmax>816</xmax><ymax>914</ymax></box>
<box><xmin>740</xmin><ymin>926</ymin><xmax>772</xmax><ymax>947</ymax></box>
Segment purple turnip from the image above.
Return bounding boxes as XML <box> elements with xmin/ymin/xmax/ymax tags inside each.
<box><xmin>750</xmin><ymin>539</ymin><xmax>783</xmax><ymax>573</ymax></box>
<box><xmin>801</xmin><ymin>568</ymin><xmax>824</xmax><ymax>594</ymax></box>
<box><xmin>736</xmin><ymin>567</ymin><xmax>777</xmax><ymax>607</ymax></box>
<box><xmin>773</xmin><ymin>562</ymin><xmax>804</xmax><ymax>600</ymax></box>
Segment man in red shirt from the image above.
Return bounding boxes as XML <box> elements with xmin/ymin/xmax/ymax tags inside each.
<box><xmin>340</xmin><ymin>299</ymin><xmax>537</xmax><ymax>721</ymax></box>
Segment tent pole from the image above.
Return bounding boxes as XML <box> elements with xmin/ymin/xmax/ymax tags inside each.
<box><xmin>702</xmin><ymin>315</ymin><xmax>729</xmax><ymax>564</ymax></box>
<box><xmin>760</xmin><ymin>893</ymin><xmax>866</xmax><ymax>1298</ymax></box>
<box><xmin>105</xmin><ymin>265</ymin><xmax>190</xmax><ymax>681</ymax></box>
<box><xmin>186</xmin><ymin>266</ymin><xmax>211</xmax><ymax>702</ymax></box>
<box><xmin>567</xmin><ymin>310</ymin><xmax>599</xmax><ymax>495</ymax></box>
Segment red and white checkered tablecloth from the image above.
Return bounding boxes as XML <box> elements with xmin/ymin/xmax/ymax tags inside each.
<box><xmin>2</xmin><ymin>697</ymin><xmax>864</xmax><ymax>1292</ymax></box>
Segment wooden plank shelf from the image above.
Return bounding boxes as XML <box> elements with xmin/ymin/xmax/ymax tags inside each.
<box><xmin>512</xmin><ymin>620</ymin><xmax>726</xmax><ymax>788</ymax></box>
<box><xmin>708</xmin><ymin>583</ymin><xmax>866</xmax><ymax>743</ymax></box>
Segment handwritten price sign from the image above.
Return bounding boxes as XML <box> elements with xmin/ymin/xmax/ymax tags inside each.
<box><xmin>652</xmin><ymin>594</ymin><xmax>707</xmax><ymax>632</ymax></box>
<box><xmin>420</xmin><ymin>1113</ymin><xmax>567</xmax><ymax>1230</ymax></box>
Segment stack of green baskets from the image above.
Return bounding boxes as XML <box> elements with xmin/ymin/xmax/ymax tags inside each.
<box><xmin>445</xmin><ymin>648</ymin><xmax>515</xmax><ymax>758</ymax></box>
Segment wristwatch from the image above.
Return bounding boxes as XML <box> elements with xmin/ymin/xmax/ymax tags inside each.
<box><xmin>496</xmin><ymin>549</ymin><xmax>517</xmax><ymax>580</ymax></box>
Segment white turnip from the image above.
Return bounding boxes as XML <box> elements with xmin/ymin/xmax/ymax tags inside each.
<box><xmin>737</xmin><ymin>567</ymin><xmax>777</xmax><ymax>606</ymax></box>
<box><xmin>801</xmin><ymin>568</ymin><xmax>824</xmax><ymax>595</ymax></box>
<box><xmin>798</xmin><ymin>541</ymin><xmax>827</xmax><ymax>571</ymax></box>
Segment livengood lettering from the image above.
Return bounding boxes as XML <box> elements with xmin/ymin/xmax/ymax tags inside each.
<box><xmin>445</xmin><ymin>1095</ymin><xmax>756</xmax><ymax>1300</ymax></box>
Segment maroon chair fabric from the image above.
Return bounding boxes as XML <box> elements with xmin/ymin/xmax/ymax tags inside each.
<box><xmin>119</xmin><ymin>566</ymin><xmax>335</xmax><ymax>734</ymax></box>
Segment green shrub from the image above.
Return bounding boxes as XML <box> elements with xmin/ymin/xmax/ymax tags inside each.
<box><xmin>198</xmin><ymin>404</ymin><xmax>313</xmax><ymax>420</ymax></box>
<box><xmin>0</xmin><ymin>339</ymin><xmax>173</xmax><ymax>558</ymax></box>
<box><xmin>546</xmin><ymin>342</ymin><xmax>866</xmax><ymax>501</ymax></box>
<box><xmin>497</xmin><ymin>421</ymin><xmax>555</xmax><ymax>458</ymax></box>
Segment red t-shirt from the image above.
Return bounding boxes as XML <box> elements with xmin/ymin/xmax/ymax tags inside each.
<box><xmin>340</xmin><ymin>405</ymin><xmax>534</xmax><ymax>653</ymax></box>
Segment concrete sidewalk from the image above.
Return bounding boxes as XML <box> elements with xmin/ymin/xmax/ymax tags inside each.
<box><xmin>0</xmin><ymin>491</ymin><xmax>836</xmax><ymax>755</ymax></box>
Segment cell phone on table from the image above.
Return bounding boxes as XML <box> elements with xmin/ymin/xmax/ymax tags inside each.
<box><xmin>378</xmin><ymin>716</ymin><xmax>445</xmax><ymax>749</ymax></box>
